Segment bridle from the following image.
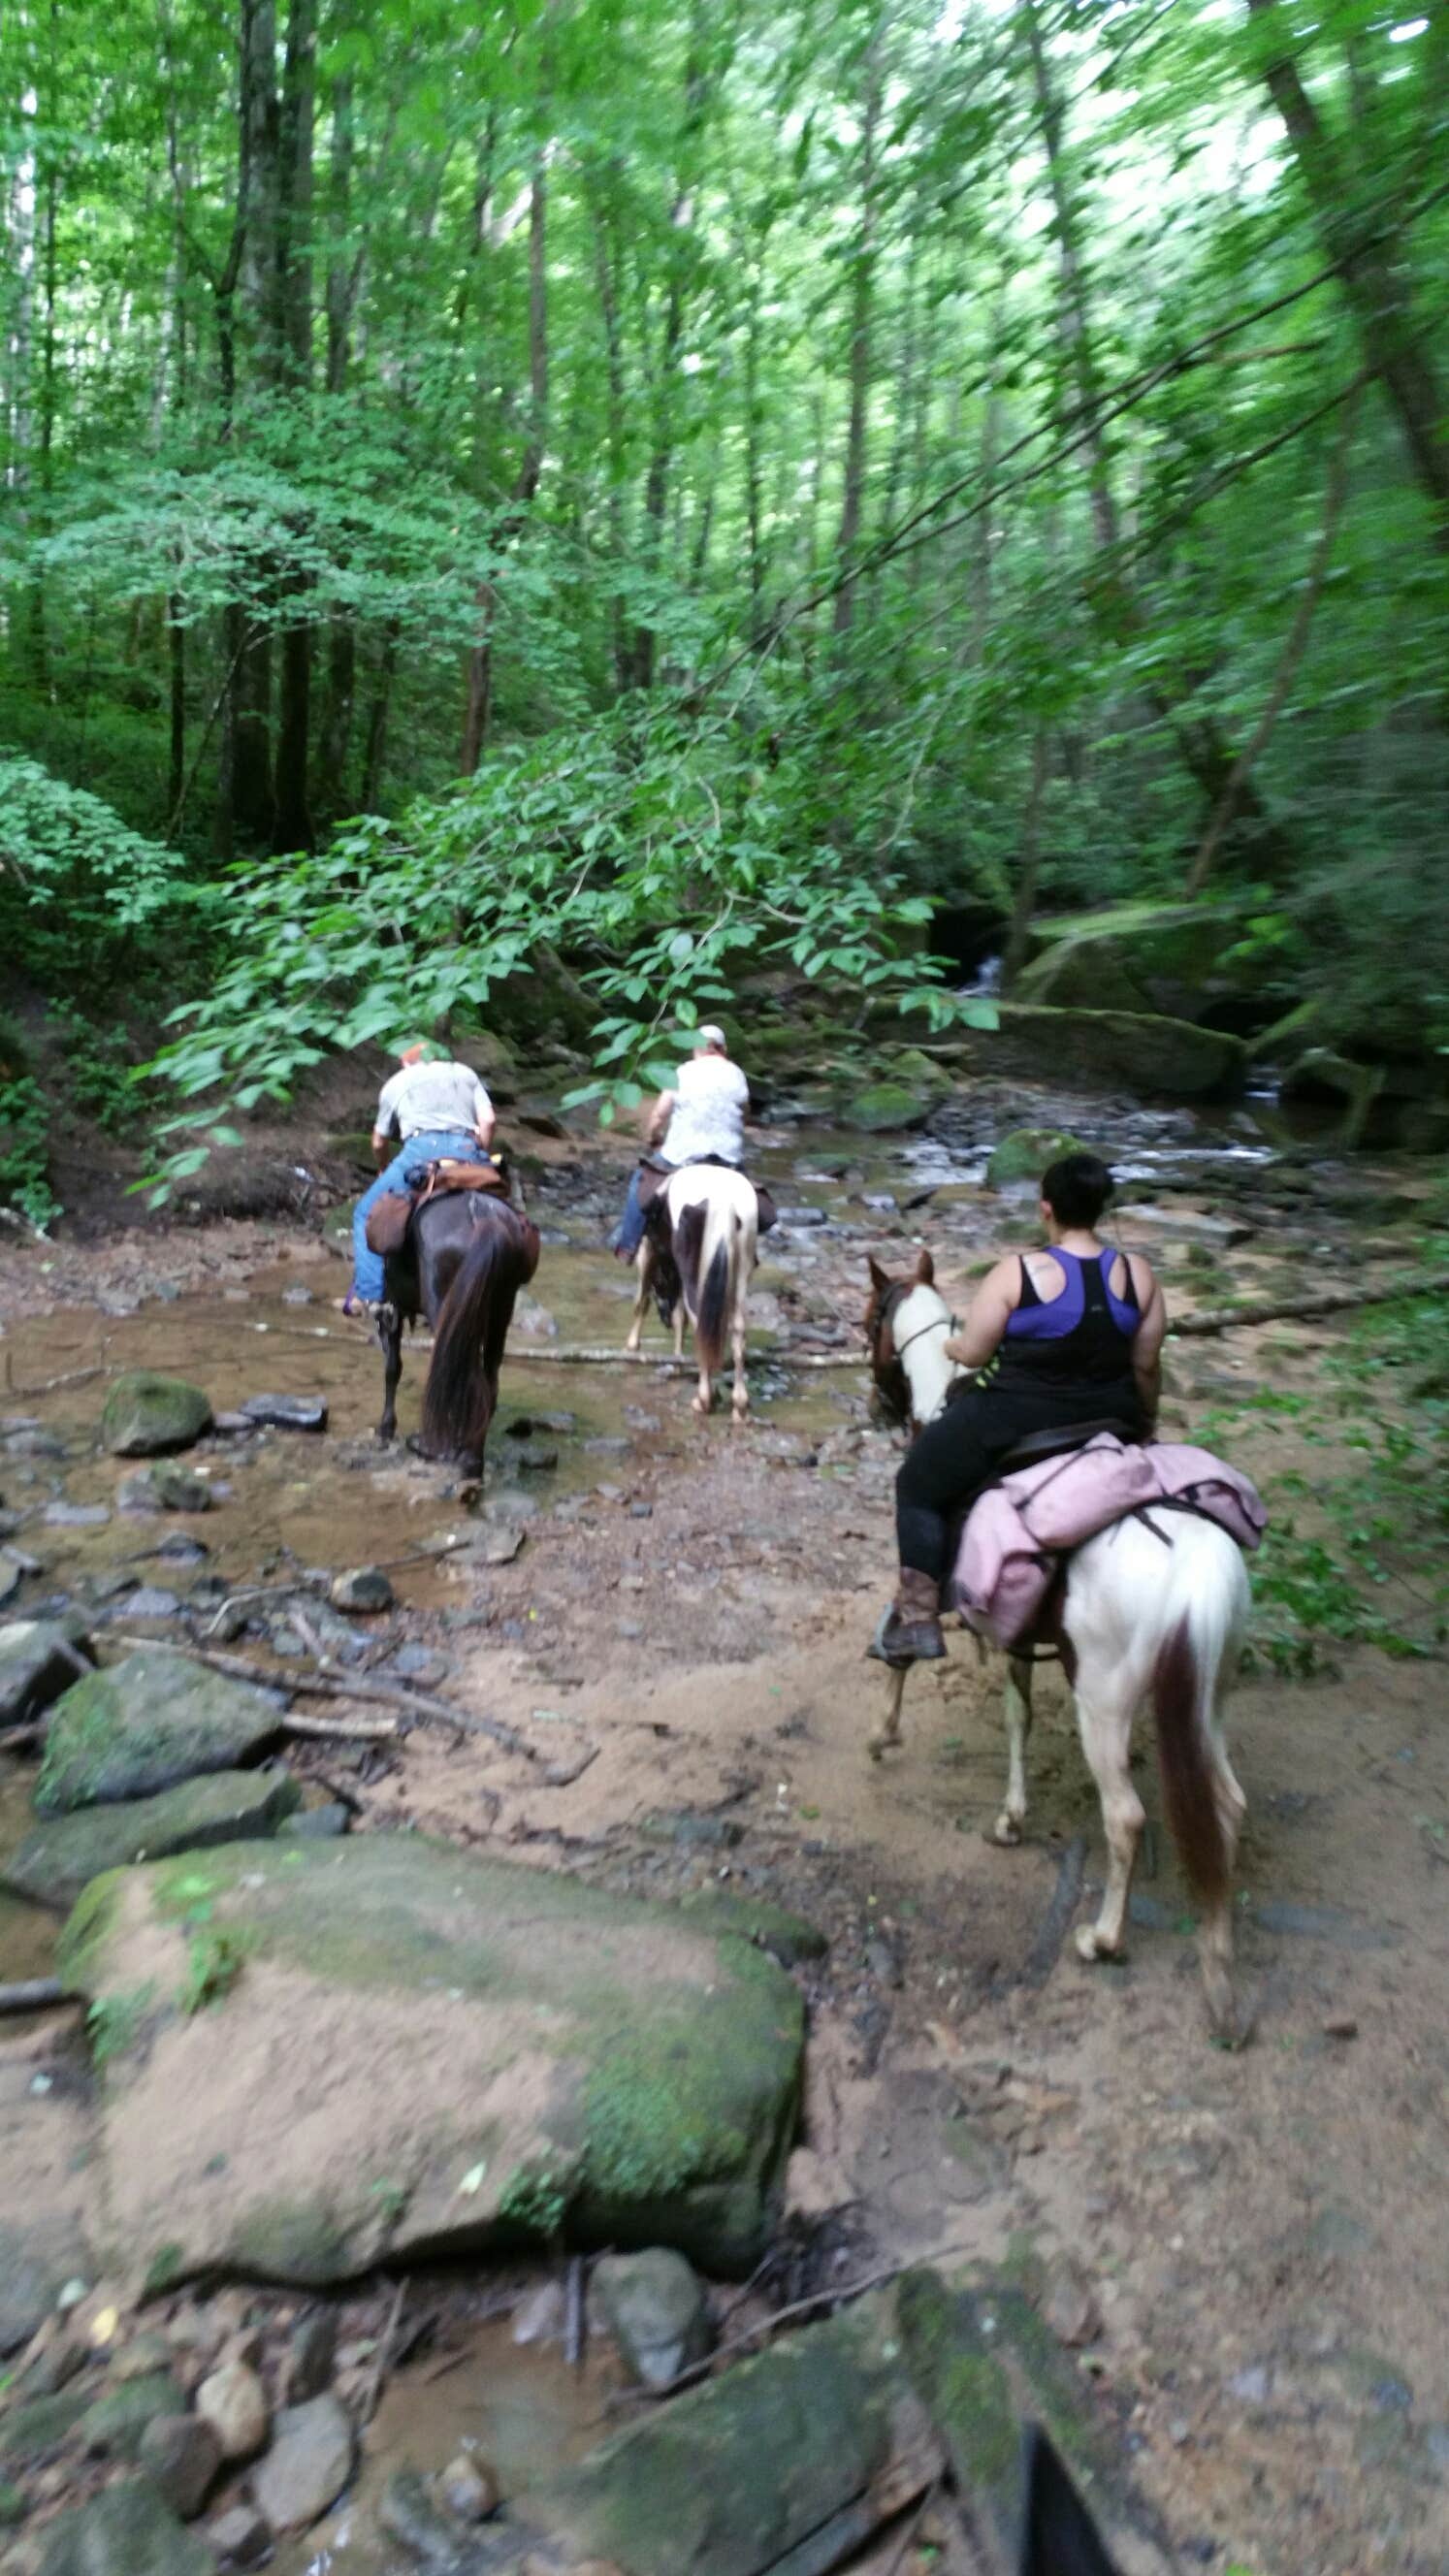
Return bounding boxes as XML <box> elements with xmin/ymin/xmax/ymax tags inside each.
<box><xmin>864</xmin><ymin>1276</ymin><xmax>959</xmax><ymax>1431</ymax></box>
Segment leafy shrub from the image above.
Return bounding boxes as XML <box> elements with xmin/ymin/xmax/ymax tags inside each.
<box><xmin>0</xmin><ymin>755</ymin><xmax>205</xmax><ymax>995</ymax></box>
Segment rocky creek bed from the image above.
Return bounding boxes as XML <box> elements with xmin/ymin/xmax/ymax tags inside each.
<box><xmin>0</xmin><ymin>1065</ymin><xmax>1445</xmax><ymax>2576</ymax></box>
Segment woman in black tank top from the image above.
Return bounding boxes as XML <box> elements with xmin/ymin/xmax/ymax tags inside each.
<box><xmin>872</xmin><ymin>1151</ymin><xmax>1167</xmax><ymax>1668</ymax></box>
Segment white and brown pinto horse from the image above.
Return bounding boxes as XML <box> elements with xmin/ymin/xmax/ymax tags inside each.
<box><xmin>626</xmin><ymin>1164</ymin><xmax>759</xmax><ymax>1418</ymax></box>
<box><xmin>865</xmin><ymin>1250</ymin><xmax>1251</xmax><ymax>2040</ymax></box>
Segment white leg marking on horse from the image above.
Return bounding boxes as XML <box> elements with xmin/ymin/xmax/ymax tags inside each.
<box><xmin>1200</xmin><ymin>1683</ymin><xmax>1247</xmax><ymax>2037</ymax></box>
<box><xmin>1072</xmin><ymin>1682</ymin><xmax>1145</xmax><ymax>1962</ymax></box>
<box><xmin>993</xmin><ymin>1658</ymin><xmax>1035</xmax><ymax>1845</ymax></box>
<box><xmin>867</xmin><ymin>1664</ymin><xmax>908</xmax><ymax>1762</ymax></box>
<box><xmin>624</xmin><ymin>1241</ymin><xmax>652</xmax><ymax>1354</ymax></box>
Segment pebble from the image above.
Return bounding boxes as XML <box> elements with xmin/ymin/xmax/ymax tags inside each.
<box><xmin>250</xmin><ymin>2394</ymin><xmax>354</xmax><ymax>2532</ymax></box>
<box><xmin>43</xmin><ymin>1501</ymin><xmax>110</xmax><ymax>1528</ymax></box>
<box><xmin>115</xmin><ymin>1588</ymin><xmax>181</xmax><ymax>1620</ymax></box>
<box><xmin>329</xmin><ymin>1566</ymin><xmax>395</xmax><ymax>1614</ymax></box>
<box><xmin>628</xmin><ymin>1501</ymin><xmax>653</xmax><ymax>1520</ymax></box>
<box><xmin>195</xmin><ymin>2358</ymin><xmax>270</xmax><ymax>2463</ymax></box>
<box><xmin>207</xmin><ymin>2503</ymin><xmax>272</xmax><ymax>2568</ymax></box>
<box><xmin>1322</xmin><ymin>2014</ymin><xmax>1359</xmax><ymax>2040</ymax></box>
<box><xmin>283</xmin><ymin>2311</ymin><xmax>338</xmax><ymax>2406</ymax></box>
<box><xmin>439</xmin><ymin>2451</ymin><xmax>499</xmax><ymax>2521</ymax></box>
<box><xmin>510</xmin><ymin>2280</ymin><xmax>567</xmax><ymax>2347</ymax></box>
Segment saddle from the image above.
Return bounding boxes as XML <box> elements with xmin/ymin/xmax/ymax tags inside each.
<box><xmin>635</xmin><ymin>1156</ymin><xmax>778</xmax><ymax>1236</ymax></box>
<box><xmin>950</xmin><ymin>1432</ymin><xmax>1267</xmax><ymax>1652</ymax></box>
<box><xmin>365</xmin><ymin>1156</ymin><xmax>507</xmax><ymax>1257</ymax></box>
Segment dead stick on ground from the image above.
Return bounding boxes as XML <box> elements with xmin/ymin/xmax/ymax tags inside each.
<box><xmin>1174</xmin><ymin>1271</ymin><xmax>1449</xmax><ymax>1338</ymax></box>
<box><xmin>883</xmin><ymin>2472</ymin><xmax>943</xmax><ymax>2576</ymax></box>
<box><xmin>281</xmin><ymin>1711</ymin><xmax>399</xmax><ymax>1743</ymax></box>
<box><xmin>565</xmin><ymin>2256</ymin><xmax>587</xmax><ymax>2371</ymax></box>
<box><xmin>361</xmin><ymin>2279</ymin><xmax>407</xmax><ymax>2428</ymax></box>
<box><xmin>511</xmin><ymin>1345</ymin><xmax>859</xmax><ymax>1369</ymax></box>
<box><xmin>111</xmin><ymin>1635</ymin><xmax>542</xmax><ymax>1763</ymax></box>
<box><xmin>4</xmin><ymin>1364</ymin><xmax>113</xmax><ymax>1398</ymax></box>
<box><xmin>0</xmin><ymin>1980</ymin><xmax>70</xmax><ymax>2015</ymax></box>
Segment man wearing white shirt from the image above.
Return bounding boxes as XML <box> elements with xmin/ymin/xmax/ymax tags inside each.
<box><xmin>345</xmin><ymin>1040</ymin><xmax>496</xmax><ymax>1312</ymax></box>
<box><xmin>613</xmin><ymin>1024</ymin><xmax>751</xmax><ymax>1258</ymax></box>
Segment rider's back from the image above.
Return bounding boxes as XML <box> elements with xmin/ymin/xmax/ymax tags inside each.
<box><xmin>661</xmin><ymin>1052</ymin><xmax>749</xmax><ymax>1167</ymax></box>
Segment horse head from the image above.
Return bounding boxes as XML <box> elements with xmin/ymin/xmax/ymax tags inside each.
<box><xmin>864</xmin><ymin>1247</ymin><xmax>940</xmax><ymax>1430</ymax></box>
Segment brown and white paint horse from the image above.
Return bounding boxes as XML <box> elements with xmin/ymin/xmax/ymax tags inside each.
<box><xmin>626</xmin><ymin>1164</ymin><xmax>759</xmax><ymax>1418</ymax></box>
<box><xmin>865</xmin><ymin>1250</ymin><xmax>1251</xmax><ymax>2040</ymax></box>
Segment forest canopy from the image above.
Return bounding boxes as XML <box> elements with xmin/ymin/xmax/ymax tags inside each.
<box><xmin>1</xmin><ymin>0</ymin><xmax>1446</xmax><ymax>1185</ymax></box>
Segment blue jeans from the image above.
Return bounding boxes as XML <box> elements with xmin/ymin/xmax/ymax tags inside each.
<box><xmin>613</xmin><ymin>1166</ymin><xmax>652</xmax><ymax>1260</ymax></box>
<box><xmin>351</xmin><ymin>1131</ymin><xmax>481</xmax><ymax>1302</ymax></box>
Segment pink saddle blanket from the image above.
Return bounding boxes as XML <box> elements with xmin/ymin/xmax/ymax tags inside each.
<box><xmin>950</xmin><ymin>1434</ymin><xmax>1267</xmax><ymax>1653</ymax></box>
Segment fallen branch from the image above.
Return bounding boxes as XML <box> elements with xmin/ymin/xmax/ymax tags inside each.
<box><xmin>361</xmin><ymin>2278</ymin><xmax>407</xmax><ymax>2429</ymax></box>
<box><xmin>613</xmin><ymin>2236</ymin><xmax>986</xmax><ymax>2406</ymax></box>
<box><xmin>111</xmin><ymin>1635</ymin><xmax>542</xmax><ymax>1763</ymax></box>
<box><xmin>1174</xmin><ymin>1270</ymin><xmax>1449</xmax><ymax>1339</ymax></box>
<box><xmin>510</xmin><ymin>1344</ymin><xmax>858</xmax><ymax>1369</ymax></box>
<box><xmin>281</xmin><ymin>1711</ymin><xmax>399</xmax><ymax>1742</ymax></box>
<box><xmin>0</xmin><ymin>1980</ymin><xmax>70</xmax><ymax>2015</ymax></box>
<box><xmin>2</xmin><ymin>1364</ymin><xmax>112</xmax><ymax>1399</ymax></box>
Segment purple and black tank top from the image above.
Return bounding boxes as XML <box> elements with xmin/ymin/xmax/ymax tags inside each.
<box><xmin>997</xmin><ymin>1247</ymin><xmax>1140</xmax><ymax>1386</ymax></box>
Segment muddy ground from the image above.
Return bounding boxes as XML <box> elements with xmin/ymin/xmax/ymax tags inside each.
<box><xmin>0</xmin><ymin>1077</ymin><xmax>1445</xmax><ymax>2575</ymax></box>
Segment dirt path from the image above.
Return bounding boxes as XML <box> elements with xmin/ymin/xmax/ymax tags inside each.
<box><xmin>0</xmin><ymin>1094</ymin><xmax>1445</xmax><ymax>2575</ymax></box>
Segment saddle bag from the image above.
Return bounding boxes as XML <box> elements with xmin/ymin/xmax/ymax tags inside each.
<box><xmin>365</xmin><ymin>1192</ymin><xmax>414</xmax><ymax>1257</ymax></box>
<box><xmin>364</xmin><ymin>1155</ymin><xmax>508</xmax><ymax>1258</ymax></box>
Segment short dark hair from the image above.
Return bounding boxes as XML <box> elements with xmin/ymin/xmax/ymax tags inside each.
<box><xmin>1042</xmin><ymin>1151</ymin><xmax>1113</xmax><ymax>1229</ymax></box>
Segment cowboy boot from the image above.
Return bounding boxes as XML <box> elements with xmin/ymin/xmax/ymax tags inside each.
<box><xmin>867</xmin><ymin>1567</ymin><xmax>947</xmax><ymax>1666</ymax></box>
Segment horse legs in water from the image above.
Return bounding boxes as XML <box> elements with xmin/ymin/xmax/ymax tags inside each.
<box><xmin>993</xmin><ymin>1656</ymin><xmax>1035</xmax><ymax>1846</ymax></box>
<box><xmin>624</xmin><ymin>1241</ymin><xmax>652</xmax><ymax>1355</ymax></box>
<box><xmin>376</xmin><ymin>1304</ymin><xmax>403</xmax><ymax>1445</ymax></box>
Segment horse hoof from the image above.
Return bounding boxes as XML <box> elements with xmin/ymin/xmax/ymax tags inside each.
<box><xmin>1075</xmin><ymin>1925</ymin><xmax>1125</xmax><ymax>1965</ymax></box>
<box><xmin>991</xmin><ymin>1813</ymin><xmax>1023</xmax><ymax>1847</ymax></box>
<box><xmin>1202</xmin><ymin>1961</ymin><xmax>1242</xmax><ymax>2045</ymax></box>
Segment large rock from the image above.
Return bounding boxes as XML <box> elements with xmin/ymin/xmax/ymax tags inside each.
<box><xmin>986</xmin><ymin>1127</ymin><xmax>1089</xmax><ymax>1190</ymax></box>
<box><xmin>35</xmin><ymin>1652</ymin><xmax>282</xmax><ymax>1816</ymax></box>
<box><xmin>248</xmin><ymin>2394</ymin><xmax>354</xmax><ymax>2532</ymax></box>
<box><xmin>530</xmin><ymin>2292</ymin><xmax>921</xmax><ymax>2574</ymax></box>
<box><xmin>4</xmin><ymin>1769</ymin><xmax>302</xmax><ymax>1911</ymax></box>
<box><xmin>841</xmin><ymin>1081</ymin><xmax>932</xmax><ymax>1135</ymax></box>
<box><xmin>0</xmin><ymin>2219</ymin><xmax>91</xmax><ymax>2359</ymax></box>
<box><xmin>37</xmin><ymin>2478</ymin><xmax>215</xmax><ymax>2576</ymax></box>
<box><xmin>100</xmin><ymin>1375</ymin><xmax>212</xmax><ymax>1459</ymax></box>
<box><xmin>991</xmin><ymin>1003</ymin><xmax>1246</xmax><ymax>1099</ymax></box>
<box><xmin>56</xmin><ymin>1836</ymin><xmax>805</xmax><ymax>2288</ymax></box>
<box><xmin>1014</xmin><ymin>898</ymin><xmax>1255</xmax><ymax>1026</ymax></box>
<box><xmin>0</xmin><ymin>1618</ymin><xmax>92</xmax><ymax>1728</ymax></box>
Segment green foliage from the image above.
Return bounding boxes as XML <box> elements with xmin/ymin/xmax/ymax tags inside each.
<box><xmin>0</xmin><ymin>757</ymin><xmax>200</xmax><ymax>992</ymax></box>
<box><xmin>176</xmin><ymin>1924</ymin><xmax>248</xmax><ymax>2013</ymax></box>
<box><xmin>497</xmin><ymin>2160</ymin><xmax>571</xmax><ymax>2242</ymax></box>
<box><xmin>1199</xmin><ymin>1286</ymin><xmax>1448</xmax><ymax>1673</ymax></box>
<box><xmin>85</xmin><ymin>1982</ymin><xmax>155</xmax><ymax>2068</ymax></box>
<box><xmin>0</xmin><ymin>1072</ymin><xmax>57</xmax><ymax>1230</ymax></box>
<box><xmin>142</xmin><ymin>699</ymin><xmax>994</xmax><ymax>1191</ymax></box>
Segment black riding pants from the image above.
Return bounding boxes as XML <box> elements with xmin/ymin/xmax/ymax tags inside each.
<box><xmin>895</xmin><ymin>1374</ymin><xmax>1142</xmax><ymax>1583</ymax></box>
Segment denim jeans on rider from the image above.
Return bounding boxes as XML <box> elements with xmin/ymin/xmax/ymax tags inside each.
<box><xmin>351</xmin><ymin>1129</ymin><xmax>482</xmax><ymax>1304</ymax></box>
<box><xmin>612</xmin><ymin>1166</ymin><xmax>650</xmax><ymax>1260</ymax></box>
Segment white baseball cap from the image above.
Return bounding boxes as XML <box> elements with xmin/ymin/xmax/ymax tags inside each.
<box><xmin>696</xmin><ymin>1023</ymin><xmax>727</xmax><ymax>1049</ymax></box>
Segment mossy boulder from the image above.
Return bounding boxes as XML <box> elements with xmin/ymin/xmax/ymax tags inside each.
<box><xmin>36</xmin><ymin>2478</ymin><xmax>214</xmax><ymax>2576</ymax></box>
<box><xmin>5</xmin><ymin>1768</ymin><xmax>301</xmax><ymax>1911</ymax></box>
<box><xmin>35</xmin><ymin>1652</ymin><xmax>283</xmax><ymax>1816</ymax></box>
<box><xmin>531</xmin><ymin>2291</ymin><xmax>918</xmax><ymax>2574</ymax></box>
<box><xmin>986</xmin><ymin>1128</ymin><xmax>1089</xmax><ymax>1190</ymax></box>
<box><xmin>1014</xmin><ymin>899</ymin><xmax>1254</xmax><ymax>1025</ymax></box>
<box><xmin>100</xmin><ymin>1374</ymin><xmax>212</xmax><ymax>1459</ymax></box>
<box><xmin>841</xmin><ymin>1081</ymin><xmax>931</xmax><ymax>1134</ymax></box>
<box><xmin>56</xmin><ymin>1835</ymin><xmax>804</xmax><ymax>2289</ymax></box>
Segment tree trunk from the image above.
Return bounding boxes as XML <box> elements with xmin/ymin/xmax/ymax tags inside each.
<box><xmin>271</xmin><ymin>0</ymin><xmax>316</xmax><ymax>852</ymax></box>
<box><xmin>831</xmin><ymin>41</ymin><xmax>883</xmax><ymax>639</ymax></box>
<box><xmin>1003</xmin><ymin>725</ymin><xmax>1051</xmax><ymax>985</ymax></box>
<box><xmin>315</xmin><ymin>70</ymin><xmax>366</xmax><ymax>825</ymax></box>
<box><xmin>461</xmin><ymin>152</ymin><xmax>549</xmax><ymax>772</ymax></box>
<box><xmin>362</xmin><ymin>621</ymin><xmax>401</xmax><ymax>809</ymax></box>
<box><xmin>590</xmin><ymin>184</ymin><xmax>631</xmax><ymax>694</ymax></box>
<box><xmin>1244</xmin><ymin>0</ymin><xmax>1449</xmax><ymax>546</ymax></box>
<box><xmin>225</xmin><ymin>0</ymin><xmax>280</xmax><ymax>848</ymax></box>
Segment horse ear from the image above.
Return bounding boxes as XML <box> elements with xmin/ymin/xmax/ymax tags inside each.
<box><xmin>867</xmin><ymin>1256</ymin><xmax>889</xmax><ymax>1292</ymax></box>
<box><xmin>1017</xmin><ymin>2425</ymin><xmax>1120</xmax><ymax>2576</ymax></box>
<box><xmin>915</xmin><ymin>1247</ymin><xmax>935</xmax><ymax>1285</ymax></box>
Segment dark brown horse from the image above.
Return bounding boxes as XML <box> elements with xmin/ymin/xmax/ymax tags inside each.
<box><xmin>377</xmin><ymin>1190</ymin><xmax>539</xmax><ymax>1470</ymax></box>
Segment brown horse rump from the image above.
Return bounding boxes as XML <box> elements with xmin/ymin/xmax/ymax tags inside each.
<box><xmin>365</xmin><ymin>1156</ymin><xmax>507</xmax><ymax>1257</ymax></box>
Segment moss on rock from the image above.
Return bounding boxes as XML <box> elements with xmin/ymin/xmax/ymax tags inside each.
<box><xmin>36</xmin><ymin>1652</ymin><xmax>281</xmax><ymax>1815</ymax></box>
<box><xmin>99</xmin><ymin>1374</ymin><xmax>212</xmax><ymax>1459</ymax></box>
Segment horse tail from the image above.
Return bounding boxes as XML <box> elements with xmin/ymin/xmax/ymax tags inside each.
<box><xmin>695</xmin><ymin>1220</ymin><xmax>733</xmax><ymax>1376</ymax></box>
<box><xmin>1149</xmin><ymin>1522</ymin><xmax>1245</xmax><ymax>1907</ymax></box>
<box><xmin>422</xmin><ymin>1208</ymin><xmax>536</xmax><ymax>1460</ymax></box>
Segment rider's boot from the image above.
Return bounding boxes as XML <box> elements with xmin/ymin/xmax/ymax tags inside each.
<box><xmin>866</xmin><ymin>1568</ymin><xmax>946</xmax><ymax>1667</ymax></box>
